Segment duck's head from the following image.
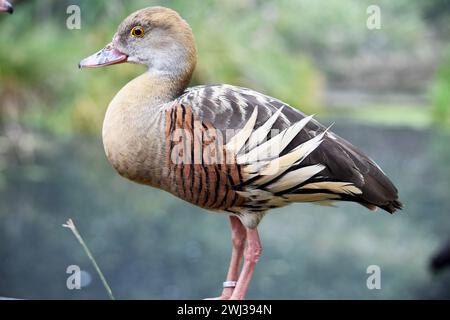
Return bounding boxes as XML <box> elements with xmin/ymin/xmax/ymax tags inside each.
<box><xmin>0</xmin><ymin>0</ymin><xmax>13</xmax><ymax>14</ymax></box>
<box><xmin>79</xmin><ymin>7</ymin><xmax>197</xmax><ymax>79</ymax></box>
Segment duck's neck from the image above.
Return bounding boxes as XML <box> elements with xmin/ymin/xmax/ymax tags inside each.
<box><xmin>146</xmin><ymin>47</ymin><xmax>196</xmax><ymax>99</ymax></box>
<box><xmin>136</xmin><ymin>68</ymin><xmax>193</xmax><ymax>103</ymax></box>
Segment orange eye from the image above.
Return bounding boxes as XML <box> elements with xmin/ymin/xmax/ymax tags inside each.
<box><xmin>130</xmin><ymin>26</ymin><xmax>145</xmax><ymax>38</ymax></box>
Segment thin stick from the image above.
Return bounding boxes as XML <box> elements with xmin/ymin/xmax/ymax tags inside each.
<box><xmin>63</xmin><ymin>219</ymin><xmax>115</xmax><ymax>300</ymax></box>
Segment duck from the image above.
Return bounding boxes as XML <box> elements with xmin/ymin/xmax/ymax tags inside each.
<box><xmin>0</xmin><ymin>0</ymin><xmax>13</xmax><ymax>14</ymax></box>
<box><xmin>79</xmin><ymin>6</ymin><xmax>402</xmax><ymax>300</ymax></box>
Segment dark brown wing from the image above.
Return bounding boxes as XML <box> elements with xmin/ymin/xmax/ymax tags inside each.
<box><xmin>176</xmin><ymin>84</ymin><xmax>402</xmax><ymax>213</ymax></box>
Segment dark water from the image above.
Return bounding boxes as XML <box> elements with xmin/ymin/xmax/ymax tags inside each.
<box><xmin>1</xmin><ymin>122</ymin><xmax>450</xmax><ymax>299</ymax></box>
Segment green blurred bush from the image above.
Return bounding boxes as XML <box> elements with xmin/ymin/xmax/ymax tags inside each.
<box><xmin>0</xmin><ymin>0</ymin><xmax>323</xmax><ymax>135</ymax></box>
<box><xmin>0</xmin><ymin>0</ymin><xmax>445</xmax><ymax>134</ymax></box>
<box><xmin>431</xmin><ymin>48</ymin><xmax>450</xmax><ymax>127</ymax></box>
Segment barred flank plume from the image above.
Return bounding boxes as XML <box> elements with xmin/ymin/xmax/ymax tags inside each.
<box><xmin>161</xmin><ymin>84</ymin><xmax>401</xmax><ymax>227</ymax></box>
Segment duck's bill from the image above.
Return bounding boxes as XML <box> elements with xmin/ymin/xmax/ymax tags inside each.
<box><xmin>0</xmin><ymin>0</ymin><xmax>13</xmax><ymax>14</ymax></box>
<box><xmin>79</xmin><ymin>43</ymin><xmax>128</xmax><ymax>69</ymax></box>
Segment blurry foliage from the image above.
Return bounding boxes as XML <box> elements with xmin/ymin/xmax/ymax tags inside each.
<box><xmin>329</xmin><ymin>105</ymin><xmax>431</xmax><ymax>129</ymax></box>
<box><xmin>431</xmin><ymin>47</ymin><xmax>450</xmax><ymax>127</ymax></box>
<box><xmin>0</xmin><ymin>0</ymin><xmax>442</xmax><ymax>134</ymax></box>
<box><xmin>417</xmin><ymin>0</ymin><xmax>450</xmax><ymax>37</ymax></box>
<box><xmin>0</xmin><ymin>0</ymin><xmax>323</xmax><ymax>134</ymax></box>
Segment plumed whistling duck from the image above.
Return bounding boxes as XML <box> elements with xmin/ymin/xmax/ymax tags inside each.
<box><xmin>0</xmin><ymin>0</ymin><xmax>13</xmax><ymax>14</ymax></box>
<box><xmin>80</xmin><ymin>6</ymin><xmax>402</xmax><ymax>300</ymax></box>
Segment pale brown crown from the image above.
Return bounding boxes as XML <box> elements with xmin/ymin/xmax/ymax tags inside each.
<box><xmin>116</xmin><ymin>6</ymin><xmax>197</xmax><ymax>70</ymax></box>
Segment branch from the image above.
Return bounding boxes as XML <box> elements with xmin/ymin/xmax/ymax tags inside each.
<box><xmin>63</xmin><ymin>219</ymin><xmax>115</xmax><ymax>300</ymax></box>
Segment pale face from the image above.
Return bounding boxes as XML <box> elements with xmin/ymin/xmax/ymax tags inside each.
<box><xmin>79</xmin><ymin>7</ymin><xmax>197</xmax><ymax>78</ymax></box>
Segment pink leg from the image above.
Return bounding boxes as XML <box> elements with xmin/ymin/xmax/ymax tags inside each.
<box><xmin>230</xmin><ymin>227</ymin><xmax>262</xmax><ymax>300</ymax></box>
<box><xmin>205</xmin><ymin>216</ymin><xmax>247</xmax><ymax>300</ymax></box>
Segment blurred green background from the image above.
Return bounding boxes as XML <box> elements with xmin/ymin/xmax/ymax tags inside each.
<box><xmin>1</xmin><ymin>0</ymin><xmax>450</xmax><ymax>299</ymax></box>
